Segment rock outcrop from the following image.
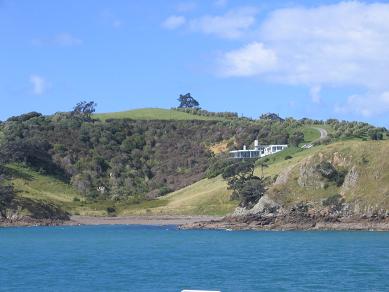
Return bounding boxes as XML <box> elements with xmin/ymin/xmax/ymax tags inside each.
<box><xmin>182</xmin><ymin>144</ymin><xmax>389</xmax><ymax>231</ymax></box>
<box><xmin>0</xmin><ymin>197</ymin><xmax>70</xmax><ymax>227</ymax></box>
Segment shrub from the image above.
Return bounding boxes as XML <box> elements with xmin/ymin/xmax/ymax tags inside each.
<box><xmin>316</xmin><ymin>162</ymin><xmax>347</xmax><ymax>187</ymax></box>
<box><xmin>158</xmin><ymin>186</ymin><xmax>172</xmax><ymax>196</ymax></box>
<box><xmin>322</xmin><ymin>194</ymin><xmax>344</xmax><ymax>211</ymax></box>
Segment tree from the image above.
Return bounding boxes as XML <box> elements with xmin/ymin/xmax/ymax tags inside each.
<box><xmin>257</xmin><ymin>161</ymin><xmax>268</xmax><ymax>178</ymax></box>
<box><xmin>72</xmin><ymin>101</ymin><xmax>97</xmax><ymax>120</ymax></box>
<box><xmin>222</xmin><ymin>160</ymin><xmax>266</xmax><ymax>208</ymax></box>
<box><xmin>368</xmin><ymin>129</ymin><xmax>383</xmax><ymax>140</ymax></box>
<box><xmin>239</xmin><ymin>177</ymin><xmax>266</xmax><ymax>208</ymax></box>
<box><xmin>259</xmin><ymin>113</ymin><xmax>284</xmax><ymax>122</ymax></box>
<box><xmin>177</xmin><ymin>93</ymin><xmax>199</xmax><ymax>108</ymax></box>
<box><xmin>289</xmin><ymin>131</ymin><xmax>304</xmax><ymax>147</ymax></box>
<box><xmin>222</xmin><ymin>160</ymin><xmax>254</xmax><ymax>180</ymax></box>
<box><xmin>0</xmin><ymin>168</ymin><xmax>14</xmax><ymax>218</ymax></box>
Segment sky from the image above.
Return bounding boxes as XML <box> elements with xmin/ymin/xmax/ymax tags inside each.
<box><xmin>1</xmin><ymin>0</ymin><xmax>389</xmax><ymax>126</ymax></box>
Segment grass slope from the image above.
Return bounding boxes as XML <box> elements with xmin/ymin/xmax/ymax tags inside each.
<box><xmin>264</xmin><ymin>140</ymin><xmax>389</xmax><ymax>211</ymax></box>
<box><xmin>5</xmin><ymin>164</ymin><xmax>235</xmax><ymax>216</ymax></box>
<box><xmin>5</xmin><ymin>139</ymin><xmax>388</xmax><ymax>217</ymax></box>
<box><xmin>5</xmin><ymin>164</ymin><xmax>80</xmax><ymax>204</ymax></box>
<box><xmin>302</xmin><ymin>127</ymin><xmax>321</xmax><ymax>143</ymax></box>
<box><xmin>120</xmin><ymin>176</ymin><xmax>236</xmax><ymax>216</ymax></box>
<box><xmin>132</xmin><ymin>140</ymin><xmax>389</xmax><ymax>215</ymax></box>
<box><xmin>94</xmin><ymin>108</ymin><xmax>222</xmax><ymax>121</ymax></box>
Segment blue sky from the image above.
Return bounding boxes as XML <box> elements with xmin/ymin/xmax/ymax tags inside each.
<box><xmin>1</xmin><ymin>0</ymin><xmax>389</xmax><ymax>126</ymax></box>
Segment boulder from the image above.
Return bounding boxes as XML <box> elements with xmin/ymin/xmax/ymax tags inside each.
<box><xmin>233</xmin><ymin>195</ymin><xmax>280</xmax><ymax>216</ymax></box>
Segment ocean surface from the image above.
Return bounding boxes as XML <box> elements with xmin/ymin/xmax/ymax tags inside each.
<box><xmin>0</xmin><ymin>226</ymin><xmax>388</xmax><ymax>292</ymax></box>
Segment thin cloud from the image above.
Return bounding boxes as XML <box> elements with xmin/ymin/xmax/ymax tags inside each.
<box><xmin>176</xmin><ymin>2</ymin><xmax>196</xmax><ymax>13</ymax></box>
<box><xmin>100</xmin><ymin>10</ymin><xmax>123</xmax><ymax>29</ymax></box>
<box><xmin>33</xmin><ymin>33</ymin><xmax>82</xmax><ymax>47</ymax></box>
<box><xmin>189</xmin><ymin>7</ymin><xmax>259</xmax><ymax>39</ymax></box>
<box><xmin>214</xmin><ymin>0</ymin><xmax>228</xmax><ymax>8</ymax></box>
<box><xmin>218</xmin><ymin>42</ymin><xmax>277</xmax><ymax>76</ymax></box>
<box><xmin>162</xmin><ymin>15</ymin><xmax>186</xmax><ymax>30</ymax></box>
<box><xmin>335</xmin><ymin>91</ymin><xmax>389</xmax><ymax>117</ymax></box>
<box><xmin>29</xmin><ymin>75</ymin><xmax>48</xmax><ymax>96</ymax></box>
<box><xmin>310</xmin><ymin>86</ymin><xmax>321</xmax><ymax>104</ymax></box>
<box><xmin>112</xmin><ymin>19</ymin><xmax>123</xmax><ymax>28</ymax></box>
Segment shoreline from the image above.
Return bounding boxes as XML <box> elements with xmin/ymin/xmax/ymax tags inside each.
<box><xmin>0</xmin><ymin>215</ymin><xmax>223</xmax><ymax>228</ymax></box>
<box><xmin>69</xmin><ymin>215</ymin><xmax>223</xmax><ymax>226</ymax></box>
<box><xmin>180</xmin><ymin>217</ymin><xmax>389</xmax><ymax>231</ymax></box>
<box><xmin>2</xmin><ymin>215</ymin><xmax>389</xmax><ymax>231</ymax></box>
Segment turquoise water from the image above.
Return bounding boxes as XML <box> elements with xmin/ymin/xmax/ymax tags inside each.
<box><xmin>1</xmin><ymin>226</ymin><xmax>389</xmax><ymax>291</ymax></box>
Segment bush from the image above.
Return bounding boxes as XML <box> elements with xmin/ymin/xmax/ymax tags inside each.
<box><xmin>205</xmin><ymin>156</ymin><xmax>234</xmax><ymax>179</ymax></box>
<box><xmin>322</xmin><ymin>194</ymin><xmax>344</xmax><ymax>211</ymax></box>
<box><xmin>158</xmin><ymin>186</ymin><xmax>172</xmax><ymax>196</ymax></box>
<box><xmin>238</xmin><ymin>178</ymin><xmax>266</xmax><ymax>208</ymax></box>
<box><xmin>284</xmin><ymin>155</ymin><xmax>293</xmax><ymax>160</ymax></box>
<box><xmin>316</xmin><ymin>162</ymin><xmax>347</xmax><ymax>187</ymax></box>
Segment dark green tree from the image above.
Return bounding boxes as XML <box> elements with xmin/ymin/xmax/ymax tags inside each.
<box><xmin>257</xmin><ymin>161</ymin><xmax>269</xmax><ymax>178</ymax></box>
<box><xmin>239</xmin><ymin>177</ymin><xmax>266</xmax><ymax>207</ymax></box>
<box><xmin>369</xmin><ymin>130</ymin><xmax>383</xmax><ymax>141</ymax></box>
<box><xmin>177</xmin><ymin>93</ymin><xmax>199</xmax><ymax>108</ymax></box>
<box><xmin>222</xmin><ymin>160</ymin><xmax>266</xmax><ymax>208</ymax></box>
<box><xmin>72</xmin><ymin>101</ymin><xmax>97</xmax><ymax>120</ymax></box>
<box><xmin>0</xmin><ymin>167</ymin><xmax>15</xmax><ymax>218</ymax></box>
<box><xmin>289</xmin><ymin>131</ymin><xmax>304</xmax><ymax>146</ymax></box>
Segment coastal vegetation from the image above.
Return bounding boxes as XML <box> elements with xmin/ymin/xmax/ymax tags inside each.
<box><xmin>0</xmin><ymin>100</ymin><xmax>388</xmax><ymax>224</ymax></box>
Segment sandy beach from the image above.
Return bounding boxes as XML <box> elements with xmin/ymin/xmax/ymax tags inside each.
<box><xmin>70</xmin><ymin>215</ymin><xmax>222</xmax><ymax>226</ymax></box>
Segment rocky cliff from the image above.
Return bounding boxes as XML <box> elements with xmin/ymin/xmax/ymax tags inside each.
<box><xmin>182</xmin><ymin>141</ymin><xmax>389</xmax><ymax>230</ymax></box>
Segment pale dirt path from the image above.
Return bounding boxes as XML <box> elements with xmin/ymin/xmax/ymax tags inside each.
<box><xmin>315</xmin><ymin>127</ymin><xmax>328</xmax><ymax>140</ymax></box>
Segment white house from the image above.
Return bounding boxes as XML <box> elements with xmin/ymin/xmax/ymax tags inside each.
<box><xmin>229</xmin><ymin>140</ymin><xmax>288</xmax><ymax>159</ymax></box>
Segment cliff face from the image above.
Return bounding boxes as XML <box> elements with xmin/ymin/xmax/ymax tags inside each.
<box><xmin>182</xmin><ymin>141</ymin><xmax>389</xmax><ymax>230</ymax></box>
<box><xmin>267</xmin><ymin>141</ymin><xmax>389</xmax><ymax>216</ymax></box>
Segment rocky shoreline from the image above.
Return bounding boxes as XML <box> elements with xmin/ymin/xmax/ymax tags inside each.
<box><xmin>2</xmin><ymin>213</ymin><xmax>388</xmax><ymax>231</ymax></box>
<box><xmin>179</xmin><ymin>191</ymin><xmax>389</xmax><ymax>231</ymax></box>
<box><xmin>180</xmin><ymin>214</ymin><xmax>389</xmax><ymax>231</ymax></box>
<box><xmin>0</xmin><ymin>216</ymin><xmax>389</xmax><ymax>231</ymax></box>
<box><xmin>0</xmin><ymin>218</ymin><xmax>71</xmax><ymax>227</ymax></box>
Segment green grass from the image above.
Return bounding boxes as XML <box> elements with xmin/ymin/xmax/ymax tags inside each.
<box><xmin>302</xmin><ymin>127</ymin><xmax>321</xmax><ymax>143</ymax></box>
<box><xmin>254</xmin><ymin>145</ymin><xmax>326</xmax><ymax>178</ymax></box>
<box><xmin>121</xmin><ymin>176</ymin><xmax>237</xmax><ymax>216</ymax></box>
<box><xmin>5</xmin><ymin>164</ymin><xmax>81</xmax><ymax>205</ymax></box>
<box><xmin>5</xmin><ymin>140</ymin><xmax>388</xmax><ymax>217</ymax></box>
<box><xmin>265</xmin><ymin>140</ymin><xmax>389</xmax><ymax>210</ymax></box>
<box><xmin>125</xmin><ymin>140</ymin><xmax>389</xmax><ymax>214</ymax></box>
<box><xmin>94</xmin><ymin>108</ymin><xmax>223</xmax><ymax>121</ymax></box>
<box><xmin>4</xmin><ymin>163</ymin><xmax>236</xmax><ymax>216</ymax></box>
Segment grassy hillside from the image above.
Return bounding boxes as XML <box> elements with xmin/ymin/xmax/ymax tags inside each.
<box><xmin>120</xmin><ymin>176</ymin><xmax>236</xmax><ymax>216</ymax></box>
<box><xmin>121</xmin><ymin>140</ymin><xmax>389</xmax><ymax>215</ymax></box>
<box><xmin>3</xmin><ymin>139</ymin><xmax>388</xmax><ymax>217</ymax></box>
<box><xmin>5</xmin><ymin>164</ymin><xmax>81</xmax><ymax>204</ymax></box>
<box><xmin>267</xmin><ymin>140</ymin><xmax>389</xmax><ymax>211</ymax></box>
<box><xmin>94</xmin><ymin>108</ymin><xmax>222</xmax><ymax>121</ymax></box>
<box><xmin>4</xmin><ymin>164</ymin><xmax>235</xmax><ymax>216</ymax></box>
<box><xmin>301</xmin><ymin>127</ymin><xmax>321</xmax><ymax>143</ymax></box>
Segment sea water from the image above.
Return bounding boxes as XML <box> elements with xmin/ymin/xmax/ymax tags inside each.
<box><xmin>0</xmin><ymin>225</ymin><xmax>388</xmax><ymax>291</ymax></box>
